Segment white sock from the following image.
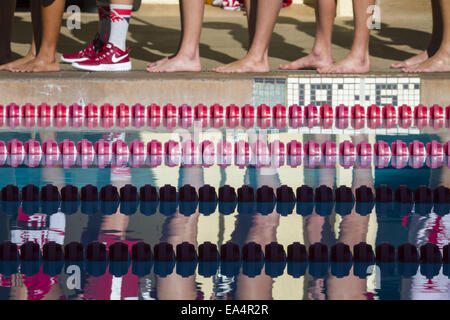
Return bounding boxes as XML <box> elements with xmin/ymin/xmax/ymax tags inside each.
<box><xmin>108</xmin><ymin>4</ymin><xmax>132</xmax><ymax>51</ymax></box>
<box><xmin>96</xmin><ymin>0</ymin><xmax>111</xmax><ymax>44</ymax></box>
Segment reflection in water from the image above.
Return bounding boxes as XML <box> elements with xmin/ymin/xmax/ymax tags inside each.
<box><xmin>0</xmin><ymin>132</ymin><xmax>448</xmax><ymax>300</ymax></box>
<box><xmin>402</xmin><ymin>213</ymin><xmax>450</xmax><ymax>300</ymax></box>
<box><xmin>3</xmin><ymin>210</ymin><xmax>65</xmax><ymax>300</ymax></box>
<box><xmin>0</xmin><ymin>204</ymin><xmax>449</xmax><ymax>299</ymax></box>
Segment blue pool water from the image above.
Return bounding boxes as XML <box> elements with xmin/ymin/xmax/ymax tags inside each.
<box><xmin>0</xmin><ymin>130</ymin><xmax>448</xmax><ymax>300</ymax></box>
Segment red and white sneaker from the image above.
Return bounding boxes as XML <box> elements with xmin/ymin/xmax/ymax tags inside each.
<box><xmin>223</xmin><ymin>0</ymin><xmax>241</xmax><ymax>10</ymax></box>
<box><xmin>61</xmin><ymin>36</ymin><xmax>103</xmax><ymax>63</ymax></box>
<box><xmin>72</xmin><ymin>42</ymin><xmax>132</xmax><ymax>72</ymax></box>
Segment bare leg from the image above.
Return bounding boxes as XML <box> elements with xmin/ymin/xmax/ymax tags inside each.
<box><xmin>213</xmin><ymin>0</ymin><xmax>282</xmax><ymax>73</ymax></box>
<box><xmin>12</xmin><ymin>0</ymin><xmax>65</xmax><ymax>73</ymax></box>
<box><xmin>0</xmin><ymin>36</ymin><xmax>37</xmax><ymax>71</ymax></box>
<box><xmin>280</xmin><ymin>0</ymin><xmax>335</xmax><ymax>70</ymax></box>
<box><xmin>0</xmin><ymin>0</ymin><xmax>16</xmax><ymax>65</ymax></box>
<box><xmin>318</xmin><ymin>0</ymin><xmax>374</xmax><ymax>74</ymax></box>
<box><xmin>32</xmin><ymin>0</ymin><xmax>43</xmax><ymax>53</ymax></box>
<box><xmin>391</xmin><ymin>0</ymin><xmax>443</xmax><ymax>69</ymax></box>
<box><xmin>147</xmin><ymin>0</ymin><xmax>203</xmax><ymax>72</ymax></box>
<box><xmin>403</xmin><ymin>0</ymin><xmax>450</xmax><ymax>73</ymax></box>
<box><xmin>147</xmin><ymin>0</ymin><xmax>186</xmax><ymax>68</ymax></box>
<box><xmin>245</xmin><ymin>0</ymin><xmax>258</xmax><ymax>49</ymax></box>
<box><xmin>0</xmin><ymin>1</ymin><xmax>39</xmax><ymax>71</ymax></box>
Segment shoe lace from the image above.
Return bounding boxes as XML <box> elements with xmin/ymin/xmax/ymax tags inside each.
<box><xmin>94</xmin><ymin>43</ymin><xmax>113</xmax><ymax>62</ymax></box>
<box><xmin>79</xmin><ymin>34</ymin><xmax>102</xmax><ymax>56</ymax></box>
<box><xmin>80</xmin><ymin>44</ymin><xmax>94</xmax><ymax>55</ymax></box>
<box><xmin>93</xmin><ymin>34</ymin><xmax>113</xmax><ymax>62</ymax></box>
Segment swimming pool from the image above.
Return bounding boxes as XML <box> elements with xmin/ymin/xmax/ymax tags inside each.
<box><xmin>0</xmin><ymin>122</ymin><xmax>448</xmax><ymax>300</ymax></box>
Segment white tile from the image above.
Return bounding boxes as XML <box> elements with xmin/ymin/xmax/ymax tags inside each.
<box><xmin>344</xmin><ymin>78</ymin><xmax>354</xmax><ymax>84</ymax></box>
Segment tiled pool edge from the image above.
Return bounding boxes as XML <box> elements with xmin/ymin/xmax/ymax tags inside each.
<box><xmin>0</xmin><ymin>72</ymin><xmax>448</xmax><ymax>107</ymax></box>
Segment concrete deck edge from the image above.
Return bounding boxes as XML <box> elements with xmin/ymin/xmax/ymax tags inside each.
<box><xmin>1</xmin><ymin>71</ymin><xmax>449</xmax><ymax>106</ymax></box>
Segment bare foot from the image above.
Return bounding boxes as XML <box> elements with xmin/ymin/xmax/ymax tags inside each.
<box><xmin>280</xmin><ymin>52</ymin><xmax>333</xmax><ymax>70</ymax></box>
<box><xmin>11</xmin><ymin>56</ymin><xmax>60</xmax><ymax>73</ymax></box>
<box><xmin>402</xmin><ymin>51</ymin><xmax>450</xmax><ymax>73</ymax></box>
<box><xmin>146</xmin><ymin>56</ymin><xmax>169</xmax><ymax>70</ymax></box>
<box><xmin>318</xmin><ymin>53</ymin><xmax>370</xmax><ymax>74</ymax></box>
<box><xmin>391</xmin><ymin>51</ymin><xmax>428</xmax><ymax>69</ymax></box>
<box><xmin>212</xmin><ymin>55</ymin><xmax>270</xmax><ymax>73</ymax></box>
<box><xmin>146</xmin><ymin>54</ymin><xmax>201</xmax><ymax>72</ymax></box>
<box><xmin>0</xmin><ymin>52</ymin><xmax>36</xmax><ymax>71</ymax></box>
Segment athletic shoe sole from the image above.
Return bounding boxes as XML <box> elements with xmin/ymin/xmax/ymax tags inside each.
<box><xmin>223</xmin><ymin>6</ymin><xmax>241</xmax><ymax>11</ymax></box>
<box><xmin>61</xmin><ymin>56</ymin><xmax>90</xmax><ymax>63</ymax></box>
<box><xmin>72</xmin><ymin>61</ymin><xmax>132</xmax><ymax>72</ymax></box>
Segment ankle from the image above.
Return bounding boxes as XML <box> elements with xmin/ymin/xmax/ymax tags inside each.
<box><xmin>36</xmin><ymin>52</ymin><xmax>57</xmax><ymax>63</ymax></box>
<box><xmin>437</xmin><ymin>45</ymin><xmax>450</xmax><ymax>57</ymax></box>
<box><xmin>177</xmin><ymin>47</ymin><xmax>200</xmax><ymax>62</ymax></box>
<box><xmin>348</xmin><ymin>49</ymin><xmax>370</xmax><ymax>64</ymax></box>
<box><xmin>427</xmin><ymin>39</ymin><xmax>442</xmax><ymax>57</ymax></box>
<box><xmin>311</xmin><ymin>44</ymin><xmax>332</xmax><ymax>60</ymax></box>
<box><xmin>246</xmin><ymin>50</ymin><xmax>269</xmax><ymax>64</ymax></box>
<box><xmin>27</xmin><ymin>50</ymin><xmax>37</xmax><ymax>58</ymax></box>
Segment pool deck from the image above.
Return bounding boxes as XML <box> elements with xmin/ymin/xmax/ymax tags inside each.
<box><xmin>10</xmin><ymin>2</ymin><xmax>435</xmax><ymax>72</ymax></box>
<box><xmin>3</xmin><ymin>1</ymin><xmax>450</xmax><ymax>106</ymax></box>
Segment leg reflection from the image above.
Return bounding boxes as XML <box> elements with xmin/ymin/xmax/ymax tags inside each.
<box><xmin>231</xmin><ymin>166</ymin><xmax>281</xmax><ymax>300</ymax></box>
<box><xmin>155</xmin><ymin>166</ymin><xmax>203</xmax><ymax>300</ymax></box>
